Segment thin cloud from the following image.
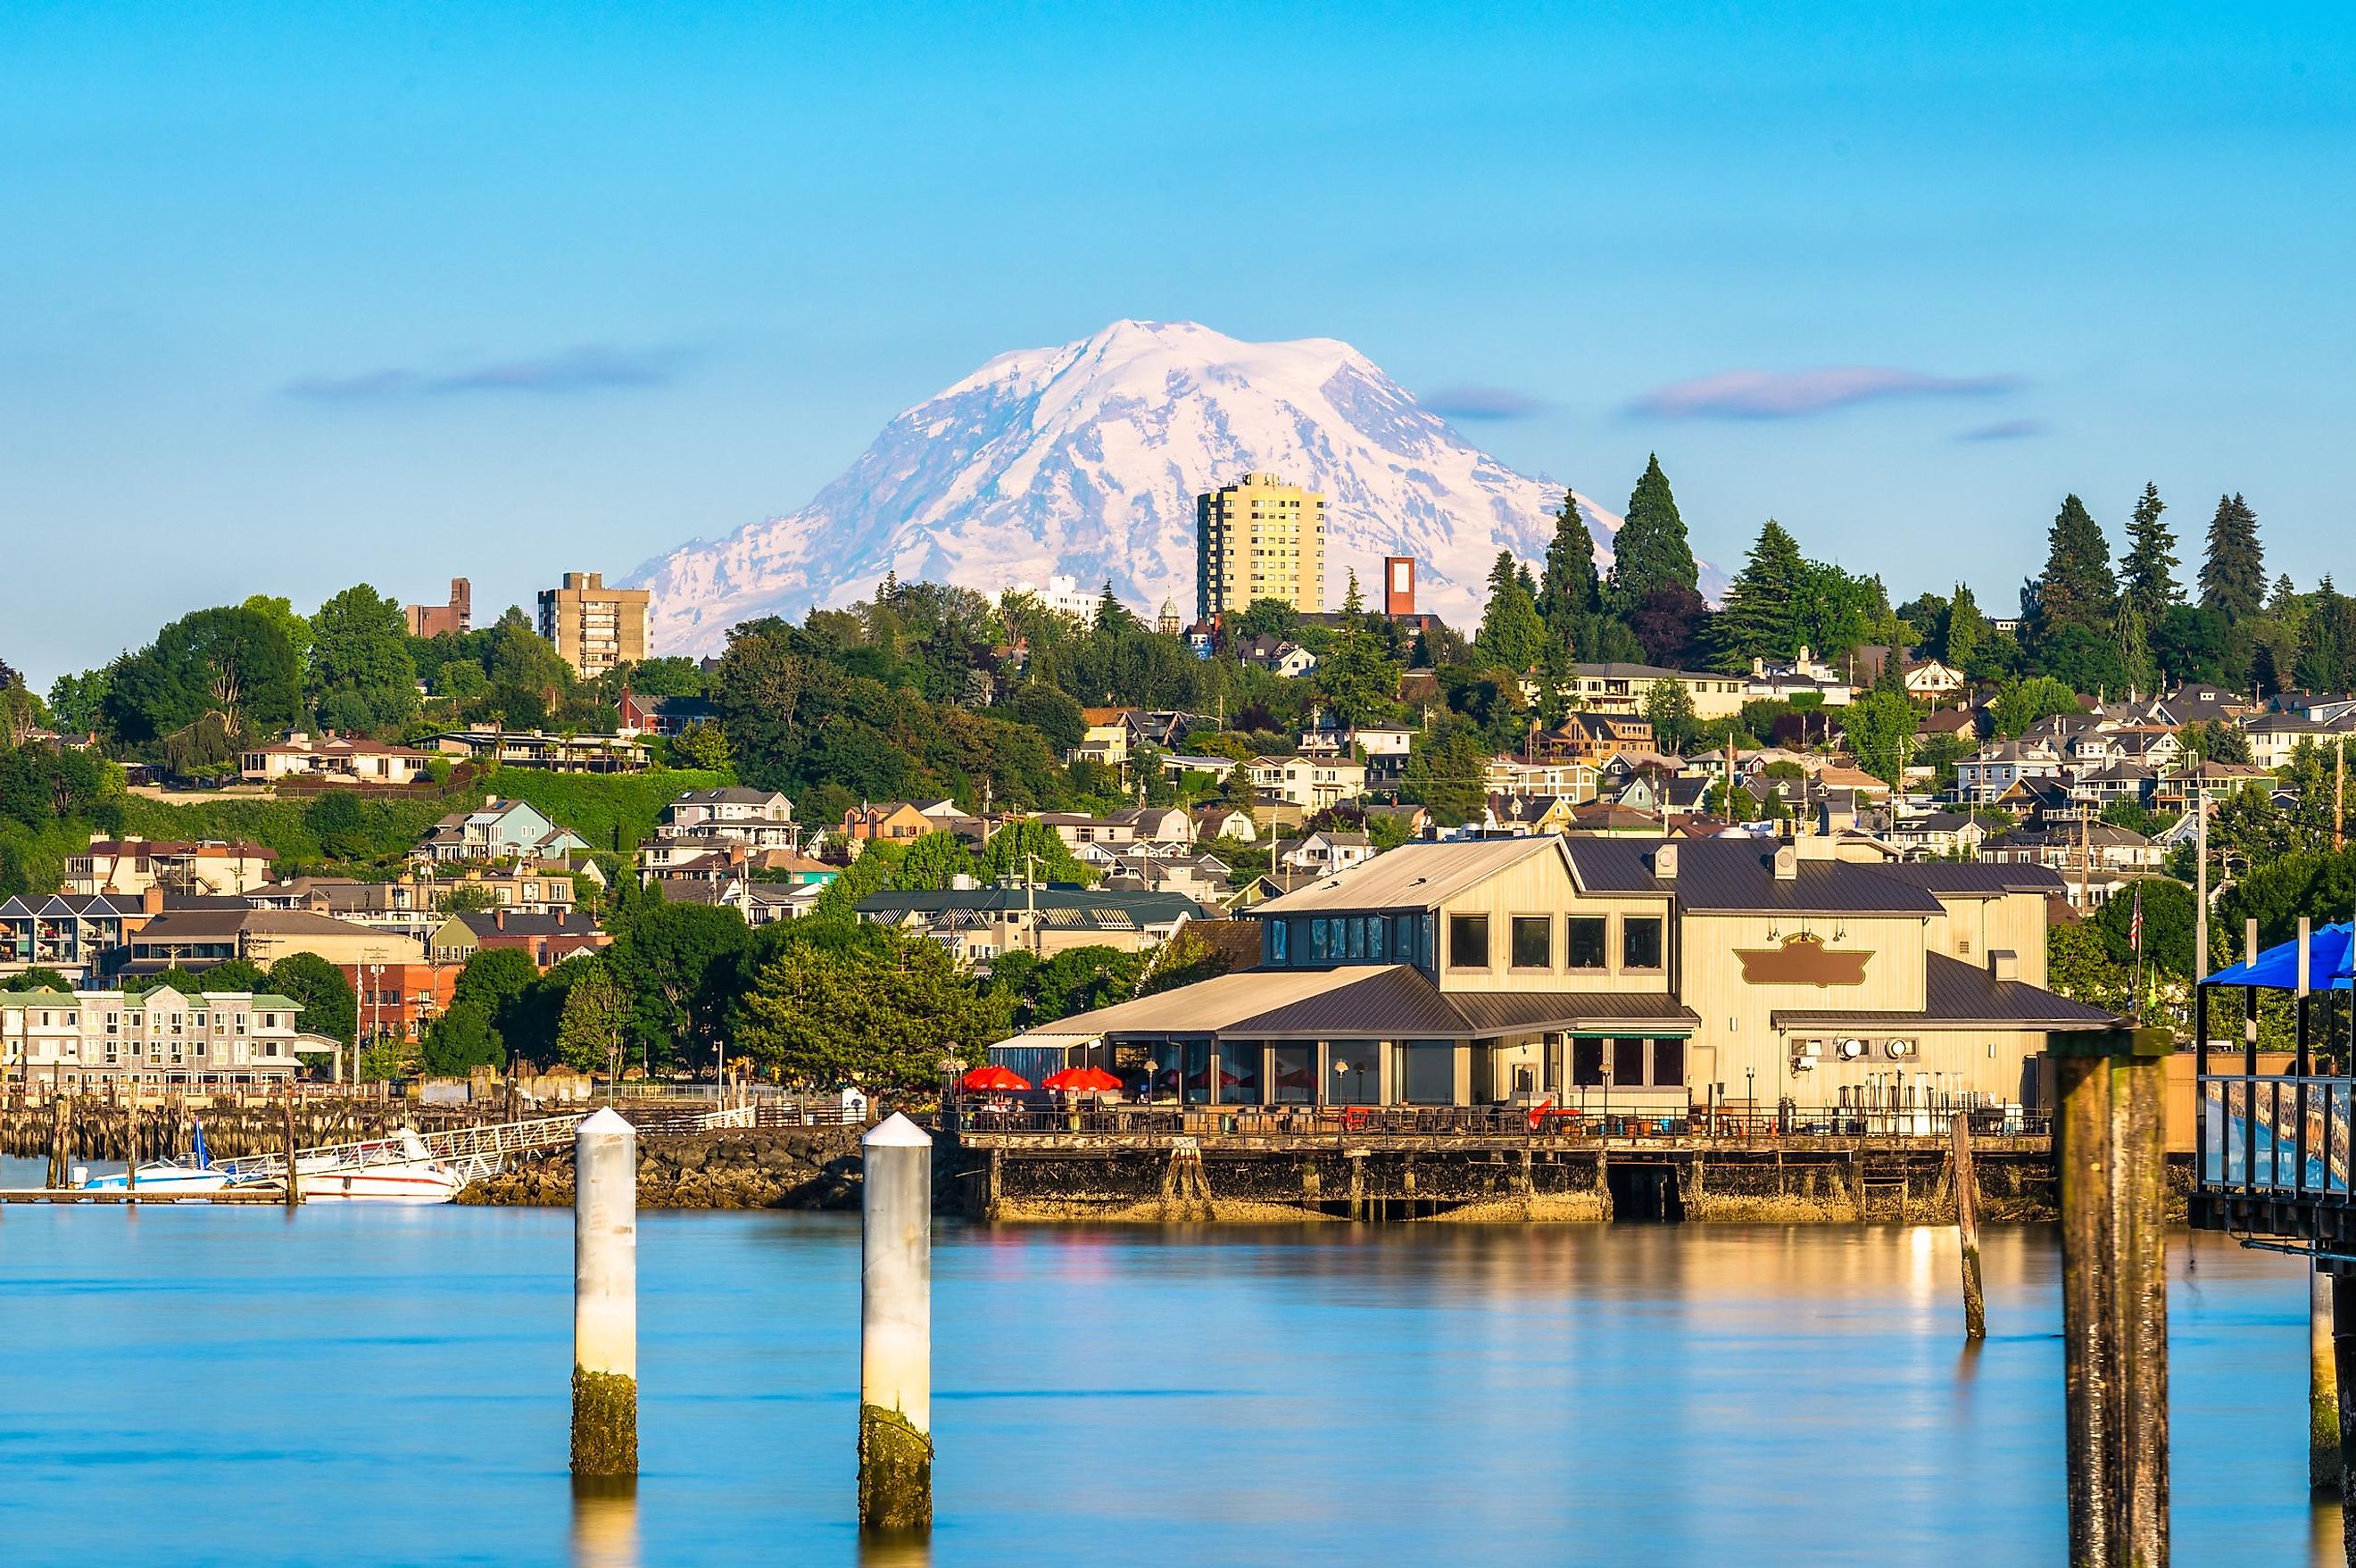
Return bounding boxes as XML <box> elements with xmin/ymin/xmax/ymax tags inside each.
<box><xmin>1422</xmin><ymin>384</ymin><xmax>1550</xmax><ymax>421</ymax></box>
<box><xmin>1955</xmin><ymin>418</ymin><xmax>2050</xmax><ymax>443</ymax></box>
<box><xmin>287</xmin><ymin>344</ymin><xmax>687</xmax><ymax>401</ymax></box>
<box><xmin>1630</xmin><ymin>366</ymin><xmax>2020</xmax><ymax>420</ymax></box>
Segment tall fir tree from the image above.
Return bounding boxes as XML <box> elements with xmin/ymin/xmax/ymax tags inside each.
<box><xmin>2030</xmin><ymin>494</ymin><xmax>2117</xmax><ymax>637</ymax></box>
<box><xmin>2117</xmin><ymin>482</ymin><xmax>2180</xmax><ymax>623</ymax></box>
<box><xmin>1939</xmin><ymin>583</ymin><xmax>1987</xmax><ymax>675</ymax></box>
<box><xmin>1315</xmin><ymin>570</ymin><xmax>1401</xmax><ymax>725</ymax></box>
<box><xmin>2199</xmin><ymin>493</ymin><xmax>2266</xmax><ymax>623</ymax></box>
<box><xmin>1536</xmin><ymin>489</ymin><xmax>1602</xmax><ymax>643</ymax></box>
<box><xmin>1707</xmin><ymin>519</ymin><xmax>1808</xmax><ymax>671</ymax></box>
<box><xmin>1606</xmin><ymin>454</ymin><xmax>1697</xmax><ymax>614</ymax></box>
<box><xmin>1474</xmin><ymin>552</ymin><xmax>1547</xmax><ymax>672</ymax></box>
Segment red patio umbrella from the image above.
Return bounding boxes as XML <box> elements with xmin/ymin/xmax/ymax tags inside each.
<box><xmin>1042</xmin><ymin>1066</ymin><xmax>1123</xmax><ymax>1092</ymax></box>
<box><xmin>961</xmin><ymin>1065</ymin><xmax>1032</xmax><ymax>1092</ymax></box>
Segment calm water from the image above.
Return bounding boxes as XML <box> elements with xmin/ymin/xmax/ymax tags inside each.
<box><xmin>0</xmin><ymin>1155</ymin><xmax>2335</xmax><ymax>1567</ymax></box>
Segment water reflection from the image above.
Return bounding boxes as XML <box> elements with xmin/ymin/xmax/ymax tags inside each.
<box><xmin>858</xmin><ymin>1532</ymin><xmax>933</xmax><ymax>1568</ymax></box>
<box><xmin>569</xmin><ymin>1482</ymin><xmax>639</xmax><ymax>1568</ymax></box>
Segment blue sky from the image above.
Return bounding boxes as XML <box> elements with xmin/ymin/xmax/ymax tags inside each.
<box><xmin>4</xmin><ymin>2</ymin><xmax>2352</xmax><ymax>684</ymax></box>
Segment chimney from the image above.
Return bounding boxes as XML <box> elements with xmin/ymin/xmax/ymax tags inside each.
<box><xmin>1771</xmin><ymin>845</ymin><xmax>1797</xmax><ymax>881</ymax></box>
<box><xmin>494</xmin><ymin>908</ymin><xmax>506</xmax><ymax>931</ymax></box>
<box><xmin>1653</xmin><ymin>843</ymin><xmax>1678</xmax><ymax>880</ymax></box>
<box><xmin>1990</xmin><ymin>949</ymin><xmax>2020</xmax><ymax>982</ymax></box>
<box><xmin>143</xmin><ymin>884</ymin><xmax>165</xmax><ymax>915</ymax></box>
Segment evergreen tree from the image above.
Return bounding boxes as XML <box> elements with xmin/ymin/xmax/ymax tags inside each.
<box><xmin>1707</xmin><ymin>519</ymin><xmax>1807</xmax><ymax>671</ymax></box>
<box><xmin>2118</xmin><ymin>482</ymin><xmax>2180</xmax><ymax>622</ymax></box>
<box><xmin>1474</xmin><ymin>552</ymin><xmax>1546</xmax><ymax>672</ymax></box>
<box><xmin>2295</xmin><ymin>577</ymin><xmax>2356</xmax><ymax>694</ymax></box>
<box><xmin>1607</xmin><ymin>454</ymin><xmax>1697</xmax><ymax>613</ymax></box>
<box><xmin>1536</xmin><ymin>488</ymin><xmax>1603</xmax><ymax>643</ymax></box>
<box><xmin>2199</xmin><ymin>493</ymin><xmax>2266</xmax><ymax>623</ymax></box>
<box><xmin>1940</xmin><ymin>584</ymin><xmax>1987</xmax><ymax>676</ymax></box>
<box><xmin>1316</xmin><ymin>570</ymin><xmax>1402</xmax><ymax>724</ymax></box>
<box><xmin>2029</xmin><ymin>494</ymin><xmax>2117</xmax><ymax>638</ymax></box>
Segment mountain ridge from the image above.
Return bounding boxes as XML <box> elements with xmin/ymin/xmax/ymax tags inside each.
<box><xmin>629</xmin><ymin>319</ymin><xmax>1630</xmax><ymax>654</ymax></box>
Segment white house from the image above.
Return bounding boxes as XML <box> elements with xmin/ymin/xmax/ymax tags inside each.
<box><xmin>1246</xmin><ymin>756</ymin><xmax>1367</xmax><ymax>810</ymax></box>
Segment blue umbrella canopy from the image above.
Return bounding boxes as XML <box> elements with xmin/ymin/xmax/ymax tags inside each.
<box><xmin>2202</xmin><ymin>922</ymin><xmax>2356</xmax><ymax>991</ymax></box>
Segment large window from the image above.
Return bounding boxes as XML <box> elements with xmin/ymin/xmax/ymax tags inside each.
<box><xmin>1404</xmin><ymin>1041</ymin><xmax>1456</xmax><ymax>1104</ymax></box>
<box><xmin>1448</xmin><ymin>914</ymin><xmax>1489</xmax><ymax>969</ymax></box>
<box><xmin>1651</xmin><ymin>1038</ymin><xmax>1686</xmax><ymax>1086</ymax></box>
<box><xmin>1622</xmin><ymin>916</ymin><xmax>1664</xmax><ymax>971</ymax></box>
<box><xmin>1572</xmin><ymin>1038</ymin><xmax>1605</xmax><ymax>1087</ymax></box>
<box><xmin>1273</xmin><ymin>1043</ymin><xmax>1315</xmax><ymax>1104</ymax></box>
<box><xmin>1394</xmin><ymin>914</ymin><xmax>1421</xmax><ymax>966</ymax></box>
<box><xmin>1566</xmin><ymin>917</ymin><xmax>1607</xmax><ymax>970</ymax></box>
<box><xmin>1612</xmin><ymin>1036</ymin><xmax>1647</xmax><ymax>1084</ymax></box>
<box><xmin>1269</xmin><ymin>921</ymin><xmax>1289</xmax><ymax>965</ymax></box>
<box><xmin>1510</xmin><ymin>916</ymin><xmax>1552</xmax><ymax>970</ymax></box>
<box><xmin>1331</xmin><ymin>1045</ymin><xmax>1381</xmax><ymax>1105</ymax></box>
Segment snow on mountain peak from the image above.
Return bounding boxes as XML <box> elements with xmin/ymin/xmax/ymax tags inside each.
<box><xmin>629</xmin><ymin>319</ymin><xmax>1618</xmax><ymax>655</ymax></box>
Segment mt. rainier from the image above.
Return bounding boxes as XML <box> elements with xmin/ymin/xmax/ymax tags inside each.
<box><xmin>630</xmin><ymin>319</ymin><xmax>1620</xmax><ymax>654</ymax></box>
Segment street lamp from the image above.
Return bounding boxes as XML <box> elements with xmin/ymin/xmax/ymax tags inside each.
<box><xmin>1144</xmin><ymin>1059</ymin><xmax>1161</xmax><ymax>1105</ymax></box>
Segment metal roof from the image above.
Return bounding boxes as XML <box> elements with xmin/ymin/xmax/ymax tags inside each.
<box><xmin>1033</xmin><ymin>962</ymin><xmax>1699</xmax><ymax>1042</ymax></box>
<box><xmin>1563</xmin><ymin>837</ymin><xmax>1946</xmax><ymax>915</ymax></box>
<box><xmin>1254</xmin><ymin>837</ymin><xmax>1567</xmax><ymax>915</ymax></box>
<box><xmin>1771</xmin><ymin>953</ymin><xmax>2119</xmax><ymax>1031</ymax></box>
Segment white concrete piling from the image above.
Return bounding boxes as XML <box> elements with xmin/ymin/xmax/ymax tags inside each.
<box><xmin>572</xmin><ymin>1106</ymin><xmax>638</xmax><ymax>1481</ymax></box>
<box><xmin>859</xmin><ymin>1112</ymin><xmax>933</xmax><ymax>1533</ymax></box>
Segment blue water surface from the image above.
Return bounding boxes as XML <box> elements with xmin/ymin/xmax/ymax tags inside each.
<box><xmin>0</xmin><ymin>1157</ymin><xmax>2335</xmax><ymax>1567</ymax></box>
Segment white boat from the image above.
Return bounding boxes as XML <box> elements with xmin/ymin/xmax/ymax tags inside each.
<box><xmin>82</xmin><ymin>1158</ymin><xmax>235</xmax><ymax>1195</ymax></box>
<box><xmin>84</xmin><ymin>1117</ymin><xmax>235</xmax><ymax>1195</ymax></box>
<box><xmin>283</xmin><ymin>1128</ymin><xmax>471</xmax><ymax>1205</ymax></box>
<box><xmin>84</xmin><ymin>1124</ymin><xmax>472</xmax><ymax>1205</ymax></box>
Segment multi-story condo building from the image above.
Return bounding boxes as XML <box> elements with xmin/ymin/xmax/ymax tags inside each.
<box><xmin>1195</xmin><ymin>472</ymin><xmax>1324</xmax><ymax>624</ymax></box>
<box><xmin>537</xmin><ymin>571</ymin><xmax>650</xmax><ymax>677</ymax></box>
<box><xmin>1</xmin><ymin>984</ymin><xmax>309</xmax><ymax>1089</ymax></box>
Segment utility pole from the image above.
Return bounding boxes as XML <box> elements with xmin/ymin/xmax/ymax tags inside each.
<box><xmin>2195</xmin><ymin>777</ymin><xmax>2210</xmax><ymax>989</ymax></box>
<box><xmin>2318</xmin><ymin>734</ymin><xmax>2336</xmax><ymax>857</ymax></box>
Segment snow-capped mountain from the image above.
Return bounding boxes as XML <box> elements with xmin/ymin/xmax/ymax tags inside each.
<box><xmin>631</xmin><ymin>319</ymin><xmax>1620</xmax><ymax>654</ymax></box>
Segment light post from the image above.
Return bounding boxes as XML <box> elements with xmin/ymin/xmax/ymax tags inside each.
<box><xmin>1746</xmin><ymin>1066</ymin><xmax>1755</xmax><ymax>1142</ymax></box>
<box><xmin>1600</xmin><ymin>1063</ymin><xmax>1612</xmax><ymax>1140</ymax></box>
<box><xmin>1144</xmin><ymin>1058</ymin><xmax>1161</xmax><ymax>1106</ymax></box>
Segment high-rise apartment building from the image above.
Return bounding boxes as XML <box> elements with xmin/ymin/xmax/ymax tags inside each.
<box><xmin>537</xmin><ymin>572</ymin><xmax>650</xmax><ymax>677</ymax></box>
<box><xmin>1195</xmin><ymin>472</ymin><xmax>1325</xmax><ymax>624</ymax></box>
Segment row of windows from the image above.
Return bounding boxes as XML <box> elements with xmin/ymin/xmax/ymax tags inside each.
<box><xmin>1572</xmin><ymin>1035</ymin><xmax>1686</xmax><ymax>1089</ymax></box>
<box><xmin>1448</xmin><ymin>913</ymin><xmax>1663</xmax><ymax>973</ymax></box>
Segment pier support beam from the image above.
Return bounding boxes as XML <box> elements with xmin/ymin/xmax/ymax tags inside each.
<box><xmin>1953</xmin><ymin>1112</ymin><xmax>1986</xmax><ymax>1340</ymax></box>
<box><xmin>2054</xmin><ymin>1025</ymin><xmax>2170</xmax><ymax>1568</ymax></box>
<box><xmin>2334</xmin><ymin>1271</ymin><xmax>2356</xmax><ymax>1564</ymax></box>
<box><xmin>571</xmin><ymin>1107</ymin><xmax>638</xmax><ymax>1482</ymax></box>
<box><xmin>2317</xmin><ymin>1268</ymin><xmax>2344</xmax><ymax>1493</ymax></box>
<box><xmin>859</xmin><ymin>1114</ymin><xmax>933</xmax><ymax>1535</ymax></box>
<box><xmin>280</xmin><ymin>1090</ymin><xmax>302</xmax><ymax>1209</ymax></box>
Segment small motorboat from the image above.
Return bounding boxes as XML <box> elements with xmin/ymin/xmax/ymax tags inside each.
<box><xmin>84</xmin><ymin>1121</ymin><xmax>471</xmax><ymax>1205</ymax></box>
<box><xmin>84</xmin><ymin>1117</ymin><xmax>235</xmax><ymax>1194</ymax></box>
<box><xmin>287</xmin><ymin>1128</ymin><xmax>469</xmax><ymax>1205</ymax></box>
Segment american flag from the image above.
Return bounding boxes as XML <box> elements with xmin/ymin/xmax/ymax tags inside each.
<box><xmin>2129</xmin><ymin>884</ymin><xmax>2144</xmax><ymax>955</ymax></box>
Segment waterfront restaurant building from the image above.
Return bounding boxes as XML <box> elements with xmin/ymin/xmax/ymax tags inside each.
<box><xmin>1024</xmin><ymin>836</ymin><xmax>2113</xmax><ymax>1116</ymax></box>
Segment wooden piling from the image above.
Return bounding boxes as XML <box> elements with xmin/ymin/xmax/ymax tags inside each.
<box><xmin>2054</xmin><ymin>1025</ymin><xmax>2170</xmax><ymax>1568</ymax></box>
<box><xmin>571</xmin><ymin>1107</ymin><xmax>639</xmax><ymax>1481</ymax></box>
<box><xmin>1952</xmin><ymin>1111</ymin><xmax>1986</xmax><ymax>1340</ymax></box>
<box><xmin>2315</xmin><ymin>1268</ymin><xmax>2342</xmax><ymax>1493</ymax></box>
<box><xmin>1347</xmin><ymin>1151</ymin><xmax>1365</xmax><ymax>1221</ymax></box>
<box><xmin>126</xmin><ymin>1100</ymin><xmax>139</xmax><ymax>1199</ymax></box>
<box><xmin>859</xmin><ymin>1114</ymin><xmax>933</xmax><ymax>1535</ymax></box>
<box><xmin>280</xmin><ymin>1089</ymin><xmax>302</xmax><ymax>1209</ymax></box>
<box><xmin>2333</xmin><ymin>1269</ymin><xmax>2356</xmax><ymax>1564</ymax></box>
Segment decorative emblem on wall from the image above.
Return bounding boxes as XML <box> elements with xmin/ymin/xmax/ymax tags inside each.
<box><xmin>1736</xmin><ymin>932</ymin><xmax>1871</xmax><ymax>988</ymax></box>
